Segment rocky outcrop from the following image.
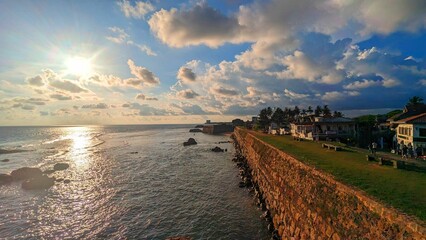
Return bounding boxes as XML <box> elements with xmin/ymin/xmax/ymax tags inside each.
<box><xmin>183</xmin><ymin>138</ymin><xmax>197</xmax><ymax>146</ymax></box>
<box><xmin>21</xmin><ymin>175</ymin><xmax>55</xmax><ymax>190</ymax></box>
<box><xmin>189</xmin><ymin>128</ymin><xmax>203</xmax><ymax>133</ymax></box>
<box><xmin>0</xmin><ymin>174</ymin><xmax>13</xmax><ymax>185</ymax></box>
<box><xmin>10</xmin><ymin>167</ymin><xmax>43</xmax><ymax>181</ymax></box>
<box><xmin>53</xmin><ymin>163</ymin><xmax>69</xmax><ymax>171</ymax></box>
<box><xmin>233</xmin><ymin>128</ymin><xmax>426</xmax><ymax>239</ymax></box>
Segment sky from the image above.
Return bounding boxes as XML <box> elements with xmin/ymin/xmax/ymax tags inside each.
<box><xmin>0</xmin><ymin>0</ymin><xmax>425</xmax><ymax>125</ymax></box>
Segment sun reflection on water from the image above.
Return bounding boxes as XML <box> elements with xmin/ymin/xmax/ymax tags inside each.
<box><xmin>64</xmin><ymin>127</ymin><xmax>92</xmax><ymax>168</ymax></box>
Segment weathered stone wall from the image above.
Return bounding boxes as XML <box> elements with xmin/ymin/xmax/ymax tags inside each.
<box><xmin>234</xmin><ymin>128</ymin><xmax>425</xmax><ymax>239</ymax></box>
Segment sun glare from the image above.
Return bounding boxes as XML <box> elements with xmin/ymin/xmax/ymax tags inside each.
<box><xmin>65</xmin><ymin>56</ymin><xmax>93</xmax><ymax>76</ymax></box>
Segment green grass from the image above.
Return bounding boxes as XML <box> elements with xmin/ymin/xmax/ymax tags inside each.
<box><xmin>251</xmin><ymin>132</ymin><xmax>426</xmax><ymax>222</ymax></box>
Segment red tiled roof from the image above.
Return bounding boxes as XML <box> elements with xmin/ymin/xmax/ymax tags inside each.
<box><xmin>395</xmin><ymin>112</ymin><xmax>426</xmax><ymax>124</ymax></box>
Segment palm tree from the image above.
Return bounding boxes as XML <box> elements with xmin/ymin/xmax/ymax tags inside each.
<box><xmin>407</xmin><ymin>96</ymin><xmax>424</xmax><ymax>106</ymax></box>
<box><xmin>314</xmin><ymin>105</ymin><xmax>322</xmax><ymax>117</ymax></box>
<box><xmin>322</xmin><ymin>105</ymin><xmax>331</xmax><ymax>117</ymax></box>
<box><xmin>307</xmin><ymin>106</ymin><xmax>313</xmax><ymax>115</ymax></box>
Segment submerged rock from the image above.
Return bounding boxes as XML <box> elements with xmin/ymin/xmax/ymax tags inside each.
<box><xmin>0</xmin><ymin>174</ymin><xmax>13</xmax><ymax>185</ymax></box>
<box><xmin>10</xmin><ymin>167</ymin><xmax>43</xmax><ymax>181</ymax></box>
<box><xmin>1</xmin><ymin>159</ymin><xmax>10</xmax><ymax>162</ymax></box>
<box><xmin>63</xmin><ymin>179</ymin><xmax>71</xmax><ymax>184</ymax></box>
<box><xmin>189</xmin><ymin>128</ymin><xmax>202</xmax><ymax>133</ymax></box>
<box><xmin>53</xmin><ymin>163</ymin><xmax>69</xmax><ymax>171</ymax></box>
<box><xmin>43</xmin><ymin>169</ymin><xmax>55</xmax><ymax>175</ymax></box>
<box><xmin>211</xmin><ymin>146</ymin><xmax>224</xmax><ymax>152</ymax></box>
<box><xmin>21</xmin><ymin>175</ymin><xmax>55</xmax><ymax>190</ymax></box>
<box><xmin>183</xmin><ymin>138</ymin><xmax>197</xmax><ymax>146</ymax></box>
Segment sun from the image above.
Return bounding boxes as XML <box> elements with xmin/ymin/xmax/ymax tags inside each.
<box><xmin>65</xmin><ymin>56</ymin><xmax>93</xmax><ymax>76</ymax></box>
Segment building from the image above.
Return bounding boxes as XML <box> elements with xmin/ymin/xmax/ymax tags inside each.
<box><xmin>290</xmin><ymin>116</ymin><xmax>355</xmax><ymax>141</ymax></box>
<box><xmin>388</xmin><ymin>103</ymin><xmax>426</xmax><ymax>129</ymax></box>
<box><xmin>394</xmin><ymin>113</ymin><xmax>426</xmax><ymax>148</ymax></box>
<box><xmin>203</xmin><ymin>123</ymin><xmax>234</xmax><ymax>134</ymax></box>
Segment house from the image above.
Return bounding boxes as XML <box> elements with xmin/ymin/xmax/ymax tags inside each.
<box><xmin>394</xmin><ymin>113</ymin><xmax>426</xmax><ymax>148</ymax></box>
<box><xmin>290</xmin><ymin>116</ymin><xmax>355</xmax><ymax>141</ymax></box>
<box><xmin>388</xmin><ymin>103</ymin><xmax>426</xmax><ymax>129</ymax></box>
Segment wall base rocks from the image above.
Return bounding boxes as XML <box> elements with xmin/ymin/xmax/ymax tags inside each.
<box><xmin>233</xmin><ymin>128</ymin><xmax>425</xmax><ymax>240</ymax></box>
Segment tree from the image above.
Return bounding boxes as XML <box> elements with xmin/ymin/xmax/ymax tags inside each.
<box><xmin>293</xmin><ymin>106</ymin><xmax>300</xmax><ymax>116</ymax></box>
<box><xmin>322</xmin><ymin>105</ymin><xmax>331</xmax><ymax>117</ymax></box>
<box><xmin>307</xmin><ymin>106</ymin><xmax>313</xmax><ymax>115</ymax></box>
<box><xmin>333</xmin><ymin>111</ymin><xmax>344</xmax><ymax>118</ymax></box>
<box><xmin>258</xmin><ymin>107</ymin><xmax>273</xmax><ymax>129</ymax></box>
<box><xmin>407</xmin><ymin>96</ymin><xmax>424</xmax><ymax>106</ymax></box>
<box><xmin>271</xmin><ymin>107</ymin><xmax>285</xmax><ymax>125</ymax></box>
<box><xmin>314</xmin><ymin>105</ymin><xmax>322</xmax><ymax>117</ymax></box>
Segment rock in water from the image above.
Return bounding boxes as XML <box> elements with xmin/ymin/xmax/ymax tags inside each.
<box><xmin>10</xmin><ymin>167</ymin><xmax>43</xmax><ymax>181</ymax></box>
<box><xmin>53</xmin><ymin>163</ymin><xmax>69</xmax><ymax>171</ymax></box>
<box><xmin>211</xmin><ymin>146</ymin><xmax>224</xmax><ymax>152</ymax></box>
<box><xmin>183</xmin><ymin>138</ymin><xmax>197</xmax><ymax>146</ymax></box>
<box><xmin>0</xmin><ymin>174</ymin><xmax>13</xmax><ymax>185</ymax></box>
<box><xmin>1</xmin><ymin>159</ymin><xmax>10</xmax><ymax>162</ymax></box>
<box><xmin>21</xmin><ymin>175</ymin><xmax>55</xmax><ymax>190</ymax></box>
<box><xmin>189</xmin><ymin>128</ymin><xmax>202</xmax><ymax>133</ymax></box>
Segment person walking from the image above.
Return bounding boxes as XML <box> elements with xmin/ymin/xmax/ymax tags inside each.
<box><xmin>372</xmin><ymin>142</ymin><xmax>377</xmax><ymax>155</ymax></box>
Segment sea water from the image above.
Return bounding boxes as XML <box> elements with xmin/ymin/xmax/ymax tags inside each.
<box><xmin>0</xmin><ymin>125</ymin><xmax>269</xmax><ymax>239</ymax></box>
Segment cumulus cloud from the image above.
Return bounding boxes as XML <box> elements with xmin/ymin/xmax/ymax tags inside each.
<box><xmin>171</xmin><ymin>103</ymin><xmax>217</xmax><ymax>115</ymax></box>
<box><xmin>176</xmin><ymin>89</ymin><xmax>199</xmax><ymax>99</ymax></box>
<box><xmin>129</xmin><ymin>102</ymin><xmax>175</xmax><ymax>116</ymax></box>
<box><xmin>322</xmin><ymin>91</ymin><xmax>360</xmax><ymax>102</ymax></box>
<box><xmin>284</xmin><ymin>89</ymin><xmax>309</xmax><ymax>100</ymax></box>
<box><xmin>26</xmin><ymin>75</ymin><xmax>44</xmax><ymax>87</ymax></box>
<box><xmin>81</xmin><ymin>103</ymin><xmax>109</xmax><ymax>109</ymax></box>
<box><xmin>177</xmin><ymin>67</ymin><xmax>196</xmax><ymax>82</ymax></box>
<box><xmin>148</xmin><ymin>1</ymin><xmax>426</xmax><ymax>49</ymax></box>
<box><xmin>343</xmin><ymin>79</ymin><xmax>382</xmax><ymax>89</ymax></box>
<box><xmin>419</xmin><ymin>79</ymin><xmax>426</xmax><ymax>86</ymax></box>
<box><xmin>135</xmin><ymin>93</ymin><xmax>158</xmax><ymax>100</ymax></box>
<box><xmin>118</xmin><ymin>0</ymin><xmax>155</xmax><ymax>19</ymax></box>
<box><xmin>148</xmin><ymin>2</ymin><xmax>243</xmax><ymax>48</ymax></box>
<box><xmin>127</xmin><ymin>59</ymin><xmax>160</xmax><ymax>86</ymax></box>
<box><xmin>26</xmin><ymin>69</ymin><xmax>88</xmax><ymax>93</ymax></box>
<box><xmin>211</xmin><ymin>86</ymin><xmax>239</xmax><ymax>96</ymax></box>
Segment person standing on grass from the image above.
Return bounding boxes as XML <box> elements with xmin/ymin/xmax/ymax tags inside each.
<box><xmin>372</xmin><ymin>142</ymin><xmax>377</xmax><ymax>155</ymax></box>
<box><xmin>402</xmin><ymin>144</ymin><xmax>408</xmax><ymax>159</ymax></box>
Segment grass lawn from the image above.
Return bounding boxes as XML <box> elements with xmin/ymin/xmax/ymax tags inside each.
<box><xmin>251</xmin><ymin>131</ymin><xmax>426</xmax><ymax>222</ymax></box>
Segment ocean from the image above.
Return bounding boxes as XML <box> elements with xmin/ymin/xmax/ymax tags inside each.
<box><xmin>0</xmin><ymin>125</ymin><xmax>269</xmax><ymax>239</ymax></box>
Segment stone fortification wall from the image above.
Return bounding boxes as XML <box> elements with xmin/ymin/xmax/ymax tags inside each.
<box><xmin>233</xmin><ymin>128</ymin><xmax>425</xmax><ymax>239</ymax></box>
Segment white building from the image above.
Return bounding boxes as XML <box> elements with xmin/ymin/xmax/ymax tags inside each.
<box><xmin>290</xmin><ymin>117</ymin><xmax>355</xmax><ymax>141</ymax></box>
<box><xmin>395</xmin><ymin>113</ymin><xmax>426</xmax><ymax>148</ymax></box>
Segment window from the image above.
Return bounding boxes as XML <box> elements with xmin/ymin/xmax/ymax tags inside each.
<box><xmin>420</xmin><ymin>128</ymin><xmax>426</xmax><ymax>137</ymax></box>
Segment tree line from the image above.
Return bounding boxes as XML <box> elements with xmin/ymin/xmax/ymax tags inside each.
<box><xmin>257</xmin><ymin>105</ymin><xmax>343</xmax><ymax>129</ymax></box>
